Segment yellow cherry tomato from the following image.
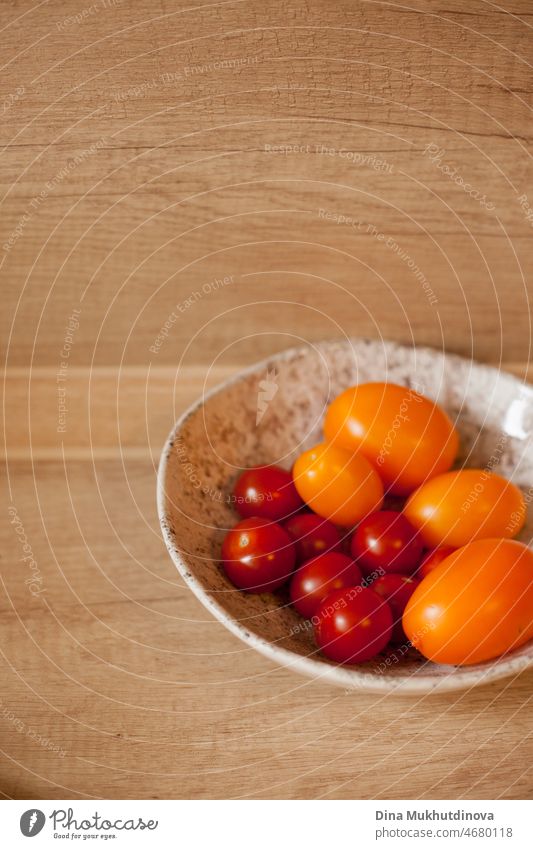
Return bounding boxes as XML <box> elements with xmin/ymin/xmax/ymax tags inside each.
<box><xmin>324</xmin><ymin>382</ymin><xmax>459</xmax><ymax>495</ymax></box>
<box><xmin>292</xmin><ymin>442</ymin><xmax>383</xmax><ymax>527</ymax></box>
<box><xmin>404</xmin><ymin>469</ymin><xmax>526</xmax><ymax>548</ymax></box>
<box><xmin>403</xmin><ymin>538</ymin><xmax>533</xmax><ymax>665</ymax></box>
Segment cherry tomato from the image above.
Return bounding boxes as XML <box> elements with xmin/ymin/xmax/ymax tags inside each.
<box><xmin>371</xmin><ymin>573</ymin><xmax>420</xmax><ymax>643</ymax></box>
<box><xmin>314</xmin><ymin>587</ymin><xmax>393</xmax><ymax>664</ymax></box>
<box><xmin>293</xmin><ymin>442</ymin><xmax>383</xmax><ymax>527</ymax></box>
<box><xmin>289</xmin><ymin>552</ymin><xmax>363</xmax><ymax>618</ymax></box>
<box><xmin>418</xmin><ymin>547</ymin><xmax>455</xmax><ymax>579</ymax></box>
<box><xmin>404</xmin><ymin>470</ymin><xmax>526</xmax><ymax>548</ymax></box>
<box><xmin>221</xmin><ymin>517</ymin><xmax>295</xmax><ymax>593</ymax></box>
<box><xmin>233</xmin><ymin>465</ymin><xmax>302</xmax><ymax>521</ymax></box>
<box><xmin>283</xmin><ymin>512</ymin><xmax>341</xmax><ymax>563</ymax></box>
<box><xmin>324</xmin><ymin>382</ymin><xmax>459</xmax><ymax>495</ymax></box>
<box><xmin>403</xmin><ymin>538</ymin><xmax>533</xmax><ymax>665</ymax></box>
<box><xmin>351</xmin><ymin>510</ymin><xmax>423</xmax><ymax>575</ymax></box>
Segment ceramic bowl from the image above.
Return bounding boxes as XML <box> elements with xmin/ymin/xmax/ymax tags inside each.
<box><xmin>157</xmin><ymin>339</ymin><xmax>533</xmax><ymax>694</ymax></box>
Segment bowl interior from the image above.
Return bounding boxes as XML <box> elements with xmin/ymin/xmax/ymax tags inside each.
<box><xmin>159</xmin><ymin>339</ymin><xmax>533</xmax><ymax>693</ymax></box>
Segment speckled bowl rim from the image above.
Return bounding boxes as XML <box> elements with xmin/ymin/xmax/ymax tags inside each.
<box><xmin>157</xmin><ymin>340</ymin><xmax>533</xmax><ymax>695</ymax></box>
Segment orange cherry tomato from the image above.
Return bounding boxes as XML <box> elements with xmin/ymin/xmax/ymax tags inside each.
<box><xmin>404</xmin><ymin>469</ymin><xmax>526</xmax><ymax>549</ymax></box>
<box><xmin>292</xmin><ymin>442</ymin><xmax>383</xmax><ymax>527</ymax></box>
<box><xmin>324</xmin><ymin>382</ymin><xmax>458</xmax><ymax>495</ymax></box>
<box><xmin>403</xmin><ymin>538</ymin><xmax>533</xmax><ymax>665</ymax></box>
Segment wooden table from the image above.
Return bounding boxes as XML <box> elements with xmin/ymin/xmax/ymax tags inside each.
<box><xmin>2</xmin><ymin>0</ymin><xmax>532</xmax><ymax>799</ymax></box>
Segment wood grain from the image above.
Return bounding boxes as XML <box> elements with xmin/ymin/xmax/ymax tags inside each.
<box><xmin>1</xmin><ymin>0</ymin><xmax>533</xmax><ymax>799</ymax></box>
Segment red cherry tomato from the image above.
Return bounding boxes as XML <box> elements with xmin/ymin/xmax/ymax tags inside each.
<box><xmin>289</xmin><ymin>552</ymin><xmax>363</xmax><ymax>619</ymax></box>
<box><xmin>351</xmin><ymin>510</ymin><xmax>423</xmax><ymax>575</ymax></box>
<box><xmin>233</xmin><ymin>465</ymin><xmax>303</xmax><ymax>521</ymax></box>
<box><xmin>221</xmin><ymin>517</ymin><xmax>295</xmax><ymax>593</ymax></box>
<box><xmin>418</xmin><ymin>547</ymin><xmax>456</xmax><ymax>579</ymax></box>
<box><xmin>371</xmin><ymin>573</ymin><xmax>420</xmax><ymax>643</ymax></box>
<box><xmin>283</xmin><ymin>512</ymin><xmax>341</xmax><ymax>563</ymax></box>
<box><xmin>314</xmin><ymin>587</ymin><xmax>393</xmax><ymax>664</ymax></box>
